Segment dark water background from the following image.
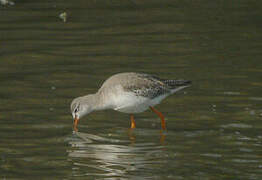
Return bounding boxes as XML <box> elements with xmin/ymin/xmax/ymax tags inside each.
<box><xmin>1</xmin><ymin>0</ymin><xmax>262</xmax><ymax>179</ymax></box>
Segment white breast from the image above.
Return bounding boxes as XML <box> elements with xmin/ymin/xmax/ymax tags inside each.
<box><xmin>101</xmin><ymin>85</ymin><xmax>171</xmax><ymax>114</ymax></box>
<box><xmin>112</xmin><ymin>88</ymin><xmax>169</xmax><ymax>114</ymax></box>
<box><xmin>112</xmin><ymin>91</ymin><xmax>149</xmax><ymax>113</ymax></box>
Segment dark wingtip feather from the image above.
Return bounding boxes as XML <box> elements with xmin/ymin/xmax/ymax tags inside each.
<box><xmin>164</xmin><ymin>79</ymin><xmax>192</xmax><ymax>87</ymax></box>
<box><xmin>183</xmin><ymin>80</ymin><xmax>192</xmax><ymax>86</ymax></box>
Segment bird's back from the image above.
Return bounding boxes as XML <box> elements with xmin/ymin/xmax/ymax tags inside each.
<box><xmin>98</xmin><ymin>72</ymin><xmax>190</xmax><ymax>99</ymax></box>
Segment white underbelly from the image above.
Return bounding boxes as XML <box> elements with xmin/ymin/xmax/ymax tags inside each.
<box><xmin>100</xmin><ymin>84</ymin><xmax>172</xmax><ymax>114</ymax></box>
<box><xmin>112</xmin><ymin>92</ymin><xmax>148</xmax><ymax>113</ymax></box>
<box><xmin>112</xmin><ymin>92</ymin><xmax>169</xmax><ymax>114</ymax></box>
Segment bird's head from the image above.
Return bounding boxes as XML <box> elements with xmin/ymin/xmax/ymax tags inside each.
<box><xmin>70</xmin><ymin>96</ymin><xmax>94</xmax><ymax>131</ymax></box>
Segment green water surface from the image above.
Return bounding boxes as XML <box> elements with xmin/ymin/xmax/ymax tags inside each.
<box><xmin>1</xmin><ymin>0</ymin><xmax>262</xmax><ymax>179</ymax></box>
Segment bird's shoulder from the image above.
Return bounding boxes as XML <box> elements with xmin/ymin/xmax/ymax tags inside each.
<box><xmin>99</xmin><ymin>72</ymin><xmax>169</xmax><ymax>98</ymax></box>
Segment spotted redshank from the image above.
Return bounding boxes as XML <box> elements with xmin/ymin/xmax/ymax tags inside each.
<box><xmin>71</xmin><ymin>72</ymin><xmax>191</xmax><ymax>131</ymax></box>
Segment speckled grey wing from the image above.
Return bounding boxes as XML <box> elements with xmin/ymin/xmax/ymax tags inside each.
<box><xmin>123</xmin><ymin>73</ymin><xmax>171</xmax><ymax>99</ymax></box>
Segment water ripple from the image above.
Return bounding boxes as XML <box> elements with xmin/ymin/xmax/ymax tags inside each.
<box><xmin>67</xmin><ymin>131</ymin><xmax>166</xmax><ymax>178</ymax></box>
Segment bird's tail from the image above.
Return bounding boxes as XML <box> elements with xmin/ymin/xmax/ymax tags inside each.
<box><xmin>163</xmin><ymin>79</ymin><xmax>192</xmax><ymax>88</ymax></box>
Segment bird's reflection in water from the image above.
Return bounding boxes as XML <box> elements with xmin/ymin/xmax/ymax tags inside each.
<box><xmin>128</xmin><ymin>129</ymin><xmax>166</xmax><ymax>145</ymax></box>
<box><xmin>67</xmin><ymin>131</ymin><xmax>166</xmax><ymax>178</ymax></box>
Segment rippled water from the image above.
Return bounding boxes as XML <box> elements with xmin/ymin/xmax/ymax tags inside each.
<box><xmin>1</xmin><ymin>0</ymin><xmax>262</xmax><ymax>179</ymax></box>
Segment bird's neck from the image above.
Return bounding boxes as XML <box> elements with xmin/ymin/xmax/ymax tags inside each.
<box><xmin>82</xmin><ymin>92</ymin><xmax>108</xmax><ymax>111</ymax></box>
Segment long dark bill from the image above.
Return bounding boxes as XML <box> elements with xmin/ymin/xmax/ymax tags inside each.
<box><xmin>73</xmin><ymin>117</ymin><xmax>79</xmax><ymax>132</ymax></box>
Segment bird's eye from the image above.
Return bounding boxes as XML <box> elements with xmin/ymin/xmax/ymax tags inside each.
<box><xmin>74</xmin><ymin>107</ymin><xmax>79</xmax><ymax>113</ymax></box>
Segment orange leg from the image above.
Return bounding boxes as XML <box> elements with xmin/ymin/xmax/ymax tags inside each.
<box><xmin>130</xmin><ymin>114</ymin><xmax>136</xmax><ymax>129</ymax></box>
<box><xmin>160</xmin><ymin>130</ymin><xmax>166</xmax><ymax>145</ymax></box>
<box><xmin>128</xmin><ymin>128</ymin><xmax>136</xmax><ymax>143</ymax></box>
<box><xmin>150</xmin><ymin>106</ymin><xmax>166</xmax><ymax>130</ymax></box>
